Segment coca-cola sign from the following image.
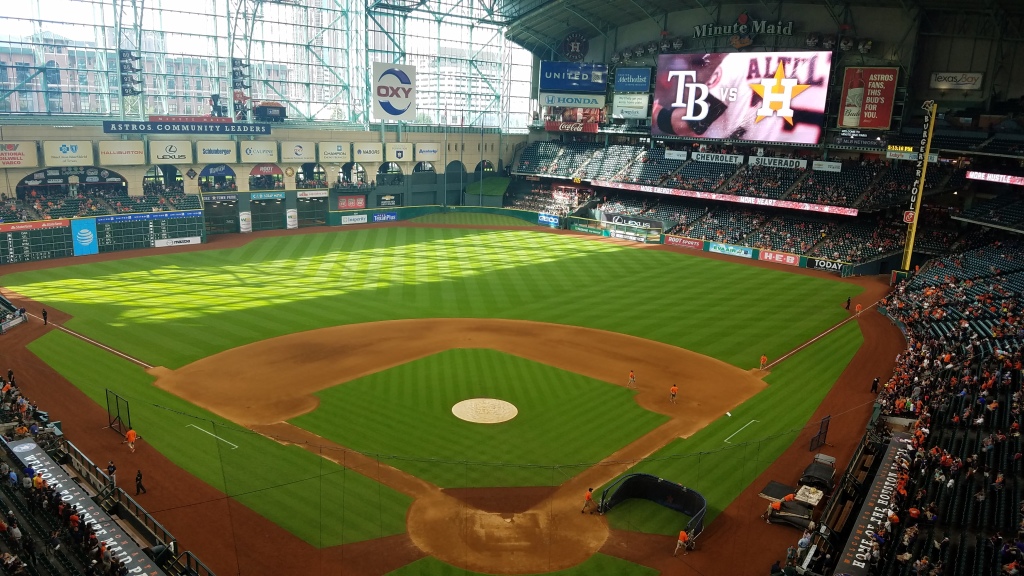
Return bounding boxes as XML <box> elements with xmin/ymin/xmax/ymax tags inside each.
<box><xmin>545</xmin><ymin>121</ymin><xmax>599</xmax><ymax>133</ymax></box>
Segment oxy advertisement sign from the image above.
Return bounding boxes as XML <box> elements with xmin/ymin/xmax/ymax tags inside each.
<box><xmin>540</xmin><ymin>92</ymin><xmax>605</xmax><ymax>109</ymax></box>
<box><xmin>539</xmin><ymin>62</ymin><xmax>608</xmax><ymax>93</ymax></box>
<box><xmin>71</xmin><ymin>218</ymin><xmax>99</xmax><ymax>256</ymax></box>
<box><xmin>709</xmin><ymin>242</ymin><xmax>752</xmax><ymax>259</ymax></box>
<box><xmin>748</xmin><ymin>156</ymin><xmax>807</xmax><ymax>169</ymax></box>
<box><xmin>317</xmin><ymin>142</ymin><xmax>350</xmax><ymax>163</ymax></box>
<box><xmin>665</xmin><ymin>235</ymin><xmax>703</xmax><ymax>249</ymax></box>
<box><xmin>813</xmin><ymin>160</ymin><xmax>842</xmax><ymax>173</ymax></box>
<box><xmin>929</xmin><ymin>72</ymin><xmax>983</xmax><ymax>90</ymax></box>
<box><xmin>386</xmin><ymin>143</ymin><xmax>412</xmax><ymax>162</ymax></box>
<box><xmin>612</xmin><ymin>94</ymin><xmax>649</xmax><ymax>119</ymax></box>
<box><xmin>839</xmin><ymin>67</ymin><xmax>899</xmax><ymax>130</ymax></box>
<box><xmin>538</xmin><ymin>213</ymin><xmax>560</xmax><ymax>228</ymax></box>
<box><xmin>693</xmin><ymin>152</ymin><xmax>743</xmax><ymax>164</ymax></box>
<box><xmin>196</xmin><ymin>141</ymin><xmax>238</xmax><ymax>164</ymax></box>
<box><xmin>354</xmin><ymin>143</ymin><xmax>383</xmax><ymax>162</ymax></box>
<box><xmin>149</xmin><ymin>140</ymin><xmax>192</xmax><ymax>165</ymax></box>
<box><xmin>614</xmin><ymin>67</ymin><xmax>651</xmax><ymax>93</ymax></box>
<box><xmin>240</xmin><ymin>142</ymin><xmax>277</xmax><ymax>163</ymax></box>
<box><xmin>0</xmin><ymin>142</ymin><xmax>38</xmax><ymax>168</ymax></box>
<box><xmin>43</xmin><ymin>141</ymin><xmax>94</xmax><ymax>166</ymax></box>
<box><xmin>652</xmin><ymin>51</ymin><xmax>832</xmax><ymax>145</ymax></box>
<box><xmin>759</xmin><ymin>250</ymin><xmax>800</xmax><ymax>266</ymax></box>
<box><xmin>98</xmin><ymin>141</ymin><xmax>145</xmax><ymax>166</ymax></box>
<box><xmin>280</xmin><ymin>141</ymin><xmax>316</xmax><ymax>163</ymax></box>
<box><xmin>415</xmin><ymin>143</ymin><xmax>440</xmax><ymax>162</ymax></box>
<box><xmin>372</xmin><ymin>62</ymin><xmax>417</xmax><ymax>122</ymax></box>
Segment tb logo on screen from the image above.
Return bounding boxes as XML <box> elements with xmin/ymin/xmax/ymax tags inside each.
<box><xmin>668</xmin><ymin>62</ymin><xmax>808</xmax><ymax>124</ymax></box>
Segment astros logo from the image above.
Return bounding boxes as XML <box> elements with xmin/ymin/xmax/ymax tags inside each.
<box><xmin>750</xmin><ymin>62</ymin><xmax>810</xmax><ymax>125</ymax></box>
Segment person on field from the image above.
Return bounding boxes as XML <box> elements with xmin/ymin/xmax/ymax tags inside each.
<box><xmin>41</xmin><ymin>309</ymin><xmax>47</xmax><ymax>325</ymax></box>
<box><xmin>106</xmin><ymin>461</ymin><xmax>116</xmax><ymax>486</ymax></box>
<box><xmin>845</xmin><ymin>297</ymin><xmax>851</xmax><ymax>310</ymax></box>
<box><xmin>627</xmin><ymin>370</ymin><xmax>636</xmax><ymax>389</ymax></box>
<box><xmin>760</xmin><ymin>354</ymin><xmax>768</xmax><ymax>370</ymax></box>
<box><xmin>871</xmin><ymin>377</ymin><xmax>880</xmax><ymax>394</ymax></box>
<box><xmin>582</xmin><ymin>488</ymin><xmax>595</xmax><ymax>514</ymax></box>
<box><xmin>123</xmin><ymin>428</ymin><xmax>138</xmax><ymax>453</ymax></box>
<box><xmin>855</xmin><ymin>303</ymin><xmax>863</xmax><ymax>315</ymax></box>
<box><xmin>135</xmin><ymin>470</ymin><xmax>147</xmax><ymax>496</ymax></box>
<box><xmin>674</xmin><ymin>529</ymin><xmax>691</xmax><ymax>555</ymax></box>
<box><xmin>669</xmin><ymin>384</ymin><xmax>678</xmax><ymax>404</ymax></box>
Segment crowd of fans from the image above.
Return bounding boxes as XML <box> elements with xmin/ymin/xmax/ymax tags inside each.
<box><xmin>863</xmin><ymin>238</ymin><xmax>1024</xmax><ymax>576</ymax></box>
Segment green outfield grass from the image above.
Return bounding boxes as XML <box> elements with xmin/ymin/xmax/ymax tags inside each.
<box><xmin>388</xmin><ymin>554</ymin><xmax>658</xmax><ymax>576</ymax></box>
<box><xmin>2</xmin><ymin>228</ymin><xmax>860</xmax><ymax>371</ymax></box>
<box><xmin>604</xmin><ymin>320</ymin><xmax>864</xmax><ymax>536</ymax></box>
<box><xmin>291</xmin><ymin>349</ymin><xmax>668</xmax><ymax>487</ymax></box>
<box><xmin>27</xmin><ymin>331</ymin><xmax>413</xmax><ymax>548</ymax></box>
<box><xmin>463</xmin><ymin>176</ymin><xmax>510</xmax><ymax>196</ymax></box>
<box><xmin>406</xmin><ymin>212</ymin><xmax>534</xmax><ymax>226</ymax></box>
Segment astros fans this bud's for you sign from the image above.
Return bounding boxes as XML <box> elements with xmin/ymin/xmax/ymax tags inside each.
<box><xmin>373</xmin><ymin>63</ymin><xmax>417</xmax><ymax>122</ymax></box>
<box><xmin>651</xmin><ymin>51</ymin><xmax>832</xmax><ymax>145</ymax></box>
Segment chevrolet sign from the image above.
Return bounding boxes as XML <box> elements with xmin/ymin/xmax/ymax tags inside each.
<box><xmin>540</xmin><ymin>92</ymin><xmax>605</xmax><ymax>109</ymax></box>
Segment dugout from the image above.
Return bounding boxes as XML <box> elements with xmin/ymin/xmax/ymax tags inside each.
<box><xmin>203</xmin><ymin>194</ymin><xmax>239</xmax><ymax>234</ymax></box>
<box><xmin>250</xmin><ymin>195</ymin><xmax>287</xmax><ymax>231</ymax></box>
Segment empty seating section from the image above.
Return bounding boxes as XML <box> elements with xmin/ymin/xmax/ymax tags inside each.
<box><xmin>664</xmin><ymin>160</ymin><xmax>737</xmax><ymax>192</ymax></box>
<box><xmin>983</xmin><ymin>138</ymin><xmax>1024</xmax><ymax>156</ymax></box>
<box><xmin>961</xmin><ymin>194</ymin><xmax>1024</xmax><ymax>229</ymax></box>
<box><xmin>166</xmin><ymin>193</ymin><xmax>202</xmax><ymax>210</ymax></box>
<box><xmin>748</xmin><ymin>215</ymin><xmax>835</xmax><ymax>253</ymax></box>
<box><xmin>614</xmin><ymin>148</ymin><xmax>685</xmax><ymax>185</ymax></box>
<box><xmin>645</xmin><ymin>197</ymin><xmax>708</xmax><ymax>229</ymax></box>
<box><xmin>515</xmin><ymin>142</ymin><xmax>563</xmax><ymax>175</ymax></box>
<box><xmin>674</xmin><ymin>206</ymin><xmax>766</xmax><ymax>245</ymax></box>
<box><xmin>599</xmin><ymin>195</ymin><xmax>647</xmax><ymax>216</ymax></box>
<box><xmin>722</xmin><ymin>165</ymin><xmax>805</xmax><ymax>200</ymax></box>
<box><xmin>546</xmin><ymin>143</ymin><xmax>601</xmax><ymax>178</ymax></box>
<box><xmin>869</xmin><ymin>237</ymin><xmax>1024</xmax><ymax>576</ymax></box>
<box><xmin>787</xmin><ymin>161</ymin><xmax>879</xmax><ymax>207</ymax></box>
<box><xmin>580</xmin><ymin>145</ymin><xmax>642</xmax><ymax>180</ymax></box>
<box><xmin>809</xmin><ymin>217</ymin><xmax>905</xmax><ymax>262</ymax></box>
<box><xmin>860</xmin><ymin>163</ymin><xmax>958</xmax><ymax>209</ymax></box>
<box><xmin>915</xmin><ymin>207</ymin><xmax>963</xmax><ymax>255</ymax></box>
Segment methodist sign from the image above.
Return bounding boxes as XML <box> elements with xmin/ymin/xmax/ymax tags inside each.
<box><xmin>614</xmin><ymin>67</ymin><xmax>651</xmax><ymax>92</ymax></box>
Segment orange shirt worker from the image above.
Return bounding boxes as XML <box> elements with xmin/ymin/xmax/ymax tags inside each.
<box><xmin>674</xmin><ymin>529</ymin><xmax>691</xmax><ymax>556</ymax></box>
<box><xmin>669</xmin><ymin>384</ymin><xmax>679</xmax><ymax>404</ymax></box>
<box><xmin>124</xmin><ymin>428</ymin><xmax>138</xmax><ymax>453</ymax></box>
<box><xmin>760</xmin><ymin>354</ymin><xmax>768</xmax><ymax>370</ymax></box>
<box><xmin>627</xmin><ymin>370</ymin><xmax>636</xmax><ymax>389</ymax></box>
<box><xmin>581</xmin><ymin>487</ymin><xmax>595</xmax><ymax>514</ymax></box>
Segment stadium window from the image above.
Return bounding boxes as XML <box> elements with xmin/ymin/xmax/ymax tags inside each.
<box><xmin>44</xmin><ymin>61</ymin><xmax>61</xmax><ymax>86</ymax></box>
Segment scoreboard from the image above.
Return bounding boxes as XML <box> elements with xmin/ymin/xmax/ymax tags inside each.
<box><xmin>96</xmin><ymin>210</ymin><xmax>206</xmax><ymax>253</ymax></box>
<box><xmin>0</xmin><ymin>221</ymin><xmax>74</xmax><ymax>264</ymax></box>
<box><xmin>0</xmin><ymin>210</ymin><xmax>205</xmax><ymax>265</ymax></box>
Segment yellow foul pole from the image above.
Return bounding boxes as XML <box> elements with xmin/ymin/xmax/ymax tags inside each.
<box><xmin>901</xmin><ymin>101</ymin><xmax>938</xmax><ymax>271</ymax></box>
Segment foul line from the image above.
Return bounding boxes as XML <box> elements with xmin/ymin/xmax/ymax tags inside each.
<box><xmin>27</xmin><ymin>314</ymin><xmax>153</xmax><ymax>369</ymax></box>
<box><xmin>764</xmin><ymin>301</ymin><xmax>878</xmax><ymax>371</ymax></box>
<box><xmin>185</xmin><ymin>424</ymin><xmax>239</xmax><ymax>449</ymax></box>
<box><xmin>724</xmin><ymin>420</ymin><xmax>759</xmax><ymax>444</ymax></box>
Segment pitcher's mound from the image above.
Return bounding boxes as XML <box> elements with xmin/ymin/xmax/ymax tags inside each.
<box><xmin>452</xmin><ymin>398</ymin><xmax>518</xmax><ymax>423</ymax></box>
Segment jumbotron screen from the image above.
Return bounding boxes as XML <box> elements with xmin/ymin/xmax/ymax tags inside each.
<box><xmin>652</xmin><ymin>51</ymin><xmax>833</xmax><ymax>144</ymax></box>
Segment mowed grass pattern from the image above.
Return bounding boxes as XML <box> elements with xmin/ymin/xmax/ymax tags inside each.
<box><xmin>291</xmin><ymin>349</ymin><xmax>668</xmax><ymax>487</ymax></box>
<box><xmin>28</xmin><ymin>331</ymin><xmax>413</xmax><ymax>548</ymax></box>
<box><xmin>2</xmin><ymin>228</ymin><xmax>859</xmax><ymax>371</ymax></box>
<box><xmin>388</xmin><ymin>554</ymin><xmax>658</xmax><ymax>576</ymax></box>
<box><xmin>406</xmin><ymin>212</ymin><xmax>534</xmax><ymax>226</ymax></box>
<box><xmin>604</xmin><ymin>321</ymin><xmax>863</xmax><ymax>536</ymax></box>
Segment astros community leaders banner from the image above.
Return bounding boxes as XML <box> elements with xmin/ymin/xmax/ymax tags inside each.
<box><xmin>652</xmin><ymin>51</ymin><xmax>832</xmax><ymax>144</ymax></box>
<box><xmin>372</xmin><ymin>63</ymin><xmax>417</xmax><ymax>122</ymax></box>
<box><xmin>838</xmin><ymin>67</ymin><xmax>899</xmax><ymax>130</ymax></box>
<box><xmin>103</xmin><ymin>121</ymin><xmax>271</xmax><ymax>134</ymax></box>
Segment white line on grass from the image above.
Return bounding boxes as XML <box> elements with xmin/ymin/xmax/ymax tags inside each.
<box><xmin>724</xmin><ymin>419</ymin><xmax>759</xmax><ymax>444</ymax></box>
<box><xmin>764</xmin><ymin>301</ymin><xmax>878</xmax><ymax>370</ymax></box>
<box><xmin>28</xmin><ymin>314</ymin><xmax>153</xmax><ymax>369</ymax></box>
<box><xmin>185</xmin><ymin>424</ymin><xmax>239</xmax><ymax>449</ymax></box>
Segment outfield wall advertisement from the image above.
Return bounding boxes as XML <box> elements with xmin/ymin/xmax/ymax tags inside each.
<box><xmin>664</xmin><ymin>235</ymin><xmax>704</xmax><ymax>249</ymax></box>
<box><xmin>651</xmin><ymin>51</ymin><xmax>832</xmax><ymax>144</ymax></box>
<box><xmin>709</xmin><ymin>242</ymin><xmax>753</xmax><ymax>259</ymax></box>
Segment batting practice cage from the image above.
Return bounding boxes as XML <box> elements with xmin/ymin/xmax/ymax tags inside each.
<box><xmin>600</xmin><ymin>473</ymin><xmax>707</xmax><ymax>538</ymax></box>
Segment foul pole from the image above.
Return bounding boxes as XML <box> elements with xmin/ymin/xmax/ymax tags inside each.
<box><xmin>900</xmin><ymin>100</ymin><xmax>938</xmax><ymax>272</ymax></box>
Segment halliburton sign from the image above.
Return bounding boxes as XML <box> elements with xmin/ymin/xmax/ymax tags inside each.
<box><xmin>545</xmin><ymin>121</ymin><xmax>599</xmax><ymax>133</ymax></box>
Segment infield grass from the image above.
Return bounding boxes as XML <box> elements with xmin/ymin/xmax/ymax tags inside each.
<box><xmin>387</xmin><ymin>554</ymin><xmax>658</xmax><ymax>576</ymax></box>
<box><xmin>604</xmin><ymin>320</ymin><xmax>863</xmax><ymax>536</ymax></box>
<box><xmin>28</xmin><ymin>330</ymin><xmax>413</xmax><ymax>548</ymax></box>
<box><xmin>291</xmin><ymin>349</ymin><xmax>668</xmax><ymax>487</ymax></box>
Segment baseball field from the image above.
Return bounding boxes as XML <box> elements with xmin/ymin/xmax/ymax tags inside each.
<box><xmin>0</xmin><ymin>217</ymin><xmax>871</xmax><ymax>575</ymax></box>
